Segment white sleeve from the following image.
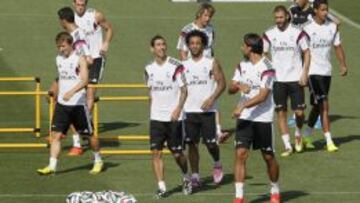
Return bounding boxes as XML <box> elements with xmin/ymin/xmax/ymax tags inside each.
<box><xmin>144</xmin><ymin>68</ymin><xmax>151</xmax><ymax>87</ymax></box>
<box><xmin>262</xmin><ymin>33</ymin><xmax>271</xmax><ymax>53</ymax></box>
<box><xmin>298</xmin><ymin>31</ymin><xmax>310</xmax><ymax>51</ymax></box>
<box><xmin>260</xmin><ymin>69</ymin><xmax>275</xmax><ymax>90</ymax></box>
<box><xmin>232</xmin><ymin>66</ymin><xmax>241</xmax><ymax>82</ymax></box>
<box><xmin>176</xmin><ymin>31</ymin><xmax>188</xmax><ymax>52</ymax></box>
<box><xmin>333</xmin><ymin>31</ymin><xmax>341</xmax><ymax>46</ymax></box>
<box><xmin>175</xmin><ymin>66</ymin><xmax>186</xmax><ymax>87</ymax></box>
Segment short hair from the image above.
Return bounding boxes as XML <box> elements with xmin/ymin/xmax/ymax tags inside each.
<box><xmin>150</xmin><ymin>35</ymin><xmax>165</xmax><ymax>47</ymax></box>
<box><xmin>313</xmin><ymin>0</ymin><xmax>328</xmax><ymax>9</ymax></box>
<box><xmin>243</xmin><ymin>33</ymin><xmax>263</xmax><ymax>55</ymax></box>
<box><xmin>58</xmin><ymin>7</ymin><xmax>74</xmax><ymax>23</ymax></box>
<box><xmin>73</xmin><ymin>0</ymin><xmax>88</xmax><ymax>4</ymax></box>
<box><xmin>55</xmin><ymin>31</ymin><xmax>73</xmax><ymax>45</ymax></box>
<box><xmin>185</xmin><ymin>30</ymin><xmax>208</xmax><ymax>47</ymax></box>
<box><xmin>273</xmin><ymin>5</ymin><xmax>291</xmax><ymax>22</ymax></box>
<box><xmin>196</xmin><ymin>3</ymin><xmax>216</xmax><ymax>19</ymax></box>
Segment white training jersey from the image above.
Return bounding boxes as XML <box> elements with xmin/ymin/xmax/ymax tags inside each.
<box><xmin>145</xmin><ymin>57</ymin><xmax>187</xmax><ymax>122</ymax></box>
<box><xmin>56</xmin><ymin>52</ymin><xmax>86</xmax><ymax>106</ymax></box>
<box><xmin>232</xmin><ymin>57</ymin><xmax>275</xmax><ymax>122</ymax></box>
<box><xmin>303</xmin><ymin>20</ymin><xmax>341</xmax><ymax>76</ymax></box>
<box><xmin>183</xmin><ymin>56</ymin><xmax>217</xmax><ymax>113</ymax></box>
<box><xmin>70</xmin><ymin>27</ymin><xmax>91</xmax><ymax>57</ymax></box>
<box><xmin>263</xmin><ymin>24</ymin><xmax>309</xmax><ymax>82</ymax></box>
<box><xmin>75</xmin><ymin>8</ymin><xmax>103</xmax><ymax>59</ymax></box>
<box><xmin>176</xmin><ymin>22</ymin><xmax>215</xmax><ymax>58</ymax></box>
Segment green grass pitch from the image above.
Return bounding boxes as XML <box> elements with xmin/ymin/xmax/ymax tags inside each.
<box><xmin>0</xmin><ymin>0</ymin><xmax>359</xmax><ymax>202</ymax></box>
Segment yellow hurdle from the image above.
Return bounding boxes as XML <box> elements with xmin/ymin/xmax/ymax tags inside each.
<box><xmin>98</xmin><ymin>96</ymin><xmax>149</xmax><ymax>101</ymax></box>
<box><xmin>0</xmin><ymin>128</ymin><xmax>35</xmax><ymax>133</ymax></box>
<box><xmin>100</xmin><ymin>135</ymin><xmax>150</xmax><ymax>141</ymax></box>
<box><xmin>0</xmin><ymin>77</ymin><xmax>38</xmax><ymax>82</ymax></box>
<box><xmin>100</xmin><ymin>149</ymin><xmax>171</xmax><ymax>155</ymax></box>
<box><xmin>89</xmin><ymin>83</ymin><xmax>146</xmax><ymax>88</ymax></box>
<box><xmin>0</xmin><ymin>143</ymin><xmax>47</xmax><ymax>148</ymax></box>
<box><xmin>0</xmin><ymin>91</ymin><xmax>48</xmax><ymax>95</ymax></box>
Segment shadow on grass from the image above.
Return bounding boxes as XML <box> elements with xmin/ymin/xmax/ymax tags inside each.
<box><xmin>99</xmin><ymin>121</ymin><xmax>141</xmax><ymax>134</ymax></box>
<box><xmin>306</xmin><ymin>134</ymin><xmax>360</xmax><ymax>152</ymax></box>
<box><xmin>250</xmin><ymin>190</ymin><xmax>309</xmax><ymax>203</ymax></box>
<box><xmin>57</xmin><ymin>162</ymin><xmax>120</xmax><ymax>174</ymax></box>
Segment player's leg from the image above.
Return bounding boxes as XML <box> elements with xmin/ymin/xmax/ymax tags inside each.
<box><xmin>261</xmin><ymin>151</ymin><xmax>281</xmax><ymax>203</ymax></box>
<box><xmin>87</xmin><ymin>57</ymin><xmax>105</xmax><ymax>112</ymax></box>
<box><xmin>290</xmin><ymin>82</ymin><xmax>306</xmax><ymax>152</ymax></box>
<box><xmin>68</xmin><ymin>124</ymin><xmax>83</xmax><ymax>156</ymax></box>
<box><xmin>167</xmin><ymin>121</ymin><xmax>192</xmax><ymax>195</ymax></box>
<box><xmin>202</xmin><ymin>112</ymin><xmax>223</xmax><ymax>184</ymax></box>
<box><xmin>233</xmin><ymin>119</ymin><xmax>252</xmax><ymax>203</ymax></box>
<box><xmin>273</xmin><ymin>82</ymin><xmax>292</xmax><ymax>156</ymax></box>
<box><xmin>184</xmin><ymin>113</ymin><xmax>201</xmax><ymax>187</ymax></box>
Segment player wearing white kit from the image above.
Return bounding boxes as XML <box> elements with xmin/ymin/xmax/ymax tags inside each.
<box><xmin>72</xmin><ymin>0</ymin><xmax>113</xmax><ymax>155</ymax></box>
<box><xmin>37</xmin><ymin>32</ymin><xmax>103</xmax><ymax>175</ymax></box>
<box><xmin>176</xmin><ymin>3</ymin><xmax>229</xmax><ymax>144</ymax></box>
<box><xmin>263</xmin><ymin>5</ymin><xmax>310</xmax><ymax>157</ymax></box>
<box><xmin>145</xmin><ymin>35</ymin><xmax>192</xmax><ymax>199</ymax></box>
<box><xmin>182</xmin><ymin>30</ymin><xmax>226</xmax><ymax>187</ymax></box>
<box><xmin>229</xmin><ymin>33</ymin><xmax>280</xmax><ymax>203</ymax></box>
<box><xmin>302</xmin><ymin>0</ymin><xmax>347</xmax><ymax>152</ymax></box>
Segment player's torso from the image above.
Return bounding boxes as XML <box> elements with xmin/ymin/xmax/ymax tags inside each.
<box><xmin>56</xmin><ymin>52</ymin><xmax>86</xmax><ymax>106</ymax></box>
<box><xmin>146</xmin><ymin>57</ymin><xmax>184</xmax><ymax>121</ymax></box>
<box><xmin>266</xmin><ymin>25</ymin><xmax>303</xmax><ymax>82</ymax></box>
<box><xmin>183</xmin><ymin>56</ymin><xmax>216</xmax><ymax>112</ymax></box>
<box><xmin>75</xmin><ymin>8</ymin><xmax>102</xmax><ymax>58</ymax></box>
<box><xmin>70</xmin><ymin>28</ymin><xmax>90</xmax><ymax>56</ymax></box>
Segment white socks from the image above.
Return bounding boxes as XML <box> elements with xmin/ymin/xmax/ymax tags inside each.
<box><xmin>49</xmin><ymin>157</ymin><xmax>57</xmax><ymax>170</ymax></box>
<box><xmin>324</xmin><ymin>132</ymin><xmax>333</xmax><ymax>144</ymax></box>
<box><xmin>158</xmin><ymin>181</ymin><xmax>166</xmax><ymax>191</ymax></box>
<box><xmin>73</xmin><ymin>134</ymin><xmax>81</xmax><ymax>148</ymax></box>
<box><xmin>281</xmin><ymin>134</ymin><xmax>292</xmax><ymax>150</ymax></box>
<box><xmin>93</xmin><ymin>152</ymin><xmax>102</xmax><ymax>163</ymax></box>
<box><xmin>216</xmin><ymin>124</ymin><xmax>222</xmax><ymax>135</ymax></box>
<box><xmin>270</xmin><ymin>182</ymin><xmax>280</xmax><ymax>194</ymax></box>
<box><xmin>235</xmin><ymin>182</ymin><xmax>244</xmax><ymax>198</ymax></box>
<box><xmin>191</xmin><ymin>173</ymin><xmax>200</xmax><ymax>180</ymax></box>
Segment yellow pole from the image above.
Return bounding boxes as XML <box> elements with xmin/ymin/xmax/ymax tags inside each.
<box><xmin>0</xmin><ymin>91</ymin><xmax>48</xmax><ymax>95</ymax></box>
<box><xmin>35</xmin><ymin>78</ymin><xmax>41</xmax><ymax>137</ymax></box>
<box><xmin>98</xmin><ymin>96</ymin><xmax>149</xmax><ymax>101</ymax></box>
<box><xmin>0</xmin><ymin>128</ymin><xmax>35</xmax><ymax>133</ymax></box>
<box><xmin>0</xmin><ymin>77</ymin><xmax>36</xmax><ymax>82</ymax></box>
<box><xmin>89</xmin><ymin>84</ymin><xmax>146</xmax><ymax>88</ymax></box>
<box><xmin>93</xmin><ymin>101</ymin><xmax>99</xmax><ymax>138</ymax></box>
<box><xmin>49</xmin><ymin>93</ymin><xmax>55</xmax><ymax>135</ymax></box>
<box><xmin>100</xmin><ymin>149</ymin><xmax>171</xmax><ymax>155</ymax></box>
<box><xmin>0</xmin><ymin>143</ymin><xmax>47</xmax><ymax>148</ymax></box>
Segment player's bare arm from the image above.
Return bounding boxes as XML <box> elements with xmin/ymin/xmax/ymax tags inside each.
<box><xmin>334</xmin><ymin>44</ymin><xmax>347</xmax><ymax>76</ymax></box>
<box><xmin>201</xmin><ymin>59</ymin><xmax>226</xmax><ymax>111</ymax></box>
<box><xmin>95</xmin><ymin>11</ymin><xmax>113</xmax><ymax>56</ymax></box>
<box><xmin>300</xmin><ymin>48</ymin><xmax>311</xmax><ymax>86</ymax></box>
<box><xmin>232</xmin><ymin>88</ymin><xmax>271</xmax><ymax>118</ymax></box>
<box><xmin>171</xmin><ymin>85</ymin><xmax>188</xmax><ymax>121</ymax></box>
<box><xmin>63</xmin><ymin>56</ymin><xmax>89</xmax><ymax>101</ymax></box>
<box><xmin>228</xmin><ymin>80</ymin><xmax>250</xmax><ymax>95</ymax></box>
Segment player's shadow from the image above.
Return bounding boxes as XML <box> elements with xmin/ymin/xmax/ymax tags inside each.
<box><xmin>308</xmin><ymin>134</ymin><xmax>360</xmax><ymax>152</ymax></box>
<box><xmin>56</xmin><ymin>162</ymin><xmax>120</xmax><ymax>174</ymax></box>
<box><xmin>329</xmin><ymin>114</ymin><xmax>358</xmax><ymax>123</ymax></box>
<box><xmin>99</xmin><ymin>121</ymin><xmax>140</xmax><ymax>133</ymax></box>
<box><xmin>249</xmin><ymin>190</ymin><xmax>309</xmax><ymax>203</ymax></box>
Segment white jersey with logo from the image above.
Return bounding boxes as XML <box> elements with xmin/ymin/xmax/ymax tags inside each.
<box><xmin>145</xmin><ymin>57</ymin><xmax>186</xmax><ymax>122</ymax></box>
<box><xmin>75</xmin><ymin>8</ymin><xmax>103</xmax><ymax>59</ymax></box>
<box><xmin>183</xmin><ymin>56</ymin><xmax>217</xmax><ymax>113</ymax></box>
<box><xmin>56</xmin><ymin>52</ymin><xmax>86</xmax><ymax>106</ymax></box>
<box><xmin>232</xmin><ymin>57</ymin><xmax>275</xmax><ymax>122</ymax></box>
<box><xmin>263</xmin><ymin>24</ymin><xmax>309</xmax><ymax>82</ymax></box>
<box><xmin>303</xmin><ymin>20</ymin><xmax>341</xmax><ymax>76</ymax></box>
<box><xmin>70</xmin><ymin>27</ymin><xmax>91</xmax><ymax>57</ymax></box>
<box><xmin>176</xmin><ymin>22</ymin><xmax>215</xmax><ymax>58</ymax></box>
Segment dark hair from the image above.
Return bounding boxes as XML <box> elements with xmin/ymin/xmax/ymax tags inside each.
<box><xmin>73</xmin><ymin>0</ymin><xmax>88</xmax><ymax>4</ymax></box>
<box><xmin>58</xmin><ymin>7</ymin><xmax>75</xmax><ymax>23</ymax></box>
<box><xmin>150</xmin><ymin>35</ymin><xmax>165</xmax><ymax>47</ymax></box>
<box><xmin>243</xmin><ymin>33</ymin><xmax>263</xmax><ymax>55</ymax></box>
<box><xmin>273</xmin><ymin>5</ymin><xmax>291</xmax><ymax>22</ymax></box>
<box><xmin>196</xmin><ymin>3</ymin><xmax>216</xmax><ymax>19</ymax></box>
<box><xmin>55</xmin><ymin>31</ymin><xmax>73</xmax><ymax>45</ymax></box>
<box><xmin>313</xmin><ymin>0</ymin><xmax>328</xmax><ymax>9</ymax></box>
<box><xmin>185</xmin><ymin>30</ymin><xmax>208</xmax><ymax>47</ymax></box>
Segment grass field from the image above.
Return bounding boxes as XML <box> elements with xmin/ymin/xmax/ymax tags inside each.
<box><xmin>0</xmin><ymin>0</ymin><xmax>360</xmax><ymax>202</ymax></box>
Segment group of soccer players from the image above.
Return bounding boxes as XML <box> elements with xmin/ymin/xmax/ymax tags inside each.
<box><xmin>36</xmin><ymin>0</ymin><xmax>348</xmax><ymax>203</ymax></box>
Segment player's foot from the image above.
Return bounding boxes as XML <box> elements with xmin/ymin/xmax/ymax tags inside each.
<box><xmin>295</xmin><ymin>139</ymin><xmax>303</xmax><ymax>153</ymax></box>
<box><xmin>37</xmin><ymin>166</ymin><xmax>55</xmax><ymax>175</ymax></box>
<box><xmin>182</xmin><ymin>179</ymin><xmax>192</xmax><ymax>195</ymax></box>
<box><xmin>280</xmin><ymin>148</ymin><xmax>293</xmax><ymax>157</ymax></box>
<box><xmin>89</xmin><ymin>161</ymin><xmax>104</xmax><ymax>175</ymax></box>
<box><xmin>213</xmin><ymin>164</ymin><xmax>224</xmax><ymax>184</ymax></box>
<box><xmin>67</xmin><ymin>147</ymin><xmax>83</xmax><ymax>156</ymax></box>
<box><xmin>154</xmin><ymin>189</ymin><xmax>168</xmax><ymax>199</ymax></box>
<box><xmin>303</xmin><ymin>137</ymin><xmax>315</xmax><ymax>149</ymax></box>
<box><xmin>217</xmin><ymin>131</ymin><xmax>231</xmax><ymax>144</ymax></box>
<box><xmin>326</xmin><ymin>141</ymin><xmax>338</xmax><ymax>152</ymax></box>
<box><xmin>233</xmin><ymin>198</ymin><xmax>244</xmax><ymax>203</ymax></box>
<box><xmin>191</xmin><ymin>176</ymin><xmax>201</xmax><ymax>188</ymax></box>
<box><xmin>270</xmin><ymin>193</ymin><xmax>281</xmax><ymax>203</ymax></box>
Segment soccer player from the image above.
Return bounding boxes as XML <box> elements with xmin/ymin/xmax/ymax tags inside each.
<box><xmin>302</xmin><ymin>0</ymin><xmax>347</xmax><ymax>152</ymax></box>
<box><xmin>229</xmin><ymin>33</ymin><xmax>280</xmax><ymax>203</ymax></box>
<box><xmin>182</xmin><ymin>30</ymin><xmax>226</xmax><ymax>187</ymax></box>
<box><xmin>177</xmin><ymin>3</ymin><xmax>229</xmax><ymax>143</ymax></box>
<box><xmin>37</xmin><ymin>32</ymin><xmax>103</xmax><ymax>175</ymax></box>
<box><xmin>71</xmin><ymin>0</ymin><xmax>113</xmax><ymax>155</ymax></box>
<box><xmin>145</xmin><ymin>35</ymin><xmax>192</xmax><ymax>198</ymax></box>
<box><xmin>263</xmin><ymin>5</ymin><xmax>310</xmax><ymax>156</ymax></box>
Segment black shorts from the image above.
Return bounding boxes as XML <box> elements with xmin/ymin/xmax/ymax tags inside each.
<box><xmin>235</xmin><ymin>119</ymin><xmax>274</xmax><ymax>153</ymax></box>
<box><xmin>89</xmin><ymin>57</ymin><xmax>105</xmax><ymax>84</ymax></box>
<box><xmin>273</xmin><ymin>81</ymin><xmax>305</xmax><ymax>111</ymax></box>
<box><xmin>309</xmin><ymin>75</ymin><xmax>331</xmax><ymax>105</ymax></box>
<box><xmin>184</xmin><ymin>112</ymin><xmax>216</xmax><ymax>145</ymax></box>
<box><xmin>51</xmin><ymin>103</ymin><xmax>93</xmax><ymax>136</ymax></box>
<box><xmin>150</xmin><ymin>120</ymin><xmax>184</xmax><ymax>153</ymax></box>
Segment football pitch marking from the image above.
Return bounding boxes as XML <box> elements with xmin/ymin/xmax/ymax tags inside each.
<box><xmin>0</xmin><ymin>191</ymin><xmax>360</xmax><ymax>198</ymax></box>
<box><xmin>331</xmin><ymin>9</ymin><xmax>360</xmax><ymax>30</ymax></box>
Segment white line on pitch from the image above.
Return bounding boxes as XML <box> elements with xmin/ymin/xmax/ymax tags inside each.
<box><xmin>330</xmin><ymin>8</ymin><xmax>360</xmax><ymax>30</ymax></box>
